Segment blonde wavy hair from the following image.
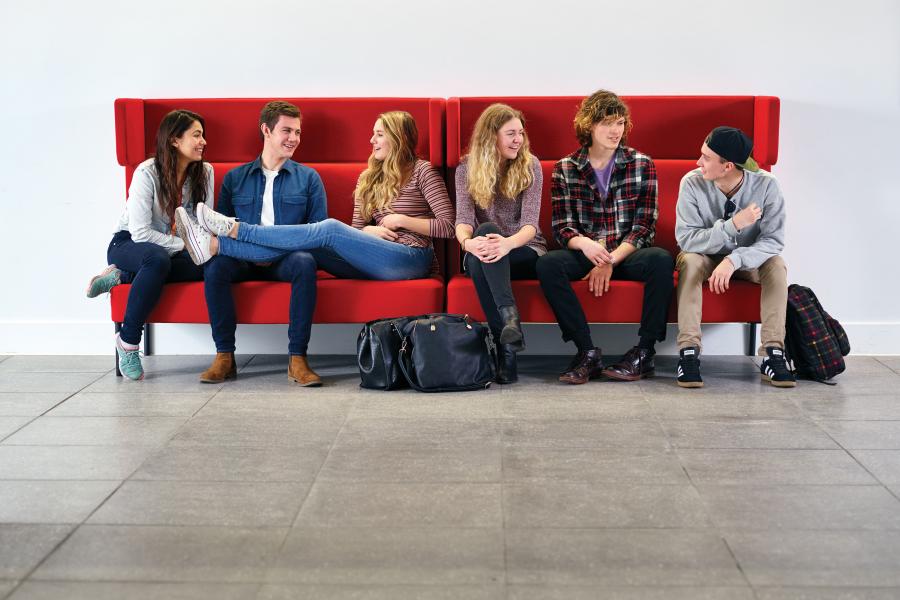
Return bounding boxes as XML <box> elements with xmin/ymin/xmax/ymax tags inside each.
<box><xmin>464</xmin><ymin>103</ymin><xmax>534</xmax><ymax>209</ymax></box>
<box><xmin>354</xmin><ymin>111</ymin><xmax>419</xmax><ymax>222</ymax></box>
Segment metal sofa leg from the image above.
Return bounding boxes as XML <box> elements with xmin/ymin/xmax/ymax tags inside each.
<box><xmin>143</xmin><ymin>323</ymin><xmax>153</xmax><ymax>356</ymax></box>
<box><xmin>746</xmin><ymin>323</ymin><xmax>757</xmax><ymax>357</ymax></box>
<box><xmin>114</xmin><ymin>322</ymin><xmax>122</xmax><ymax>377</ymax></box>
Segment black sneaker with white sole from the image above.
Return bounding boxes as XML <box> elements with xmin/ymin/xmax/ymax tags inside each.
<box><xmin>760</xmin><ymin>346</ymin><xmax>796</xmax><ymax>388</ymax></box>
<box><xmin>676</xmin><ymin>346</ymin><xmax>703</xmax><ymax>388</ymax></box>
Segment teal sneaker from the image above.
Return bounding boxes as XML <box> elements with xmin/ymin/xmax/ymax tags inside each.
<box><xmin>116</xmin><ymin>334</ymin><xmax>144</xmax><ymax>380</ymax></box>
<box><xmin>86</xmin><ymin>265</ymin><xmax>122</xmax><ymax>298</ymax></box>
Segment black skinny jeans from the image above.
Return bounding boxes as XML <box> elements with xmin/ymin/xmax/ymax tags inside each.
<box><xmin>464</xmin><ymin>223</ymin><xmax>539</xmax><ymax>337</ymax></box>
<box><xmin>535</xmin><ymin>246</ymin><xmax>675</xmax><ymax>352</ymax></box>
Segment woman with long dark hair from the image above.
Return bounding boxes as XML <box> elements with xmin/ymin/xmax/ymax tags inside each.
<box><xmin>175</xmin><ymin>111</ymin><xmax>454</xmax><ymax>280</ymax></box>
<box><xmin>85</xmin><ymin>109</ymin><xmax>212</xmax><ymax>380</ymax></box>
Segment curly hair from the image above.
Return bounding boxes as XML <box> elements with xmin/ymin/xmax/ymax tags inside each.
<box><xmin>464</xmin><ymin>103</ymin><xmax>534</xmax><ymax>209</ymax></box>
<box><xmin>574</xmin><ymin>90</ymin><xmax>633</xmax><ymax>147</ymax></box>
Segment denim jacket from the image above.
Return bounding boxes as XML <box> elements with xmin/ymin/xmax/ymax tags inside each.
<box><xmin>217</xmin><ymin>157</ymin><xmax>327</xmax><ymax>225</ymax></box>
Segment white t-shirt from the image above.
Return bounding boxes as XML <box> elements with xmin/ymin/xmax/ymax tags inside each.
<box><xmin>261</xmin><ymin>167</ymin><xmax>279</xmax><ymax>226</ymax></box>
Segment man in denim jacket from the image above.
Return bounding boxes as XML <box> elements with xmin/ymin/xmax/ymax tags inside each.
<box><xmin>200</xmin><ymin>101</ymin><xmax>327</xmax><ymax>386</ymax></box>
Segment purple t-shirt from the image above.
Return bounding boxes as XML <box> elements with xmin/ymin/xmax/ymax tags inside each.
<box><xmin>593</xmin><ymin>158</ymin><xmax>616</xmax><ymax>198</ymax></box>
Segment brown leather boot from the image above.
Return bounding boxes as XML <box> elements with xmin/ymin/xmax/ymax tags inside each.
<box><xmin>200</xmin><ymin>352</ymin><xmax>236</xmax><ymax>383</ymax></box>
<box><xmin>288</xmin><ymin>355</ymin><xmax>322</xmax><ymax>387</ymax></box>
<box><xmin>602</xmin><ymin>346</ymin><xmax>656</xmax><ymax>381</ymax></box>
<box><xmin>558</xmin><ymin>348</ymin><xmax>603</xmax><ymax>384</ymax></box>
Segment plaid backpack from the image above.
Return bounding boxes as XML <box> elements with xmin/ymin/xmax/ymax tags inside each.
<box><xmin>784</xmin><ymin>284</ymin><xmax>850</xmax><ymax>384</ymax></box>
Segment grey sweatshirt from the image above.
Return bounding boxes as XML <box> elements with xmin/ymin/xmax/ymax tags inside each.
<box><xmin>675</xmin><ymin>167</ymin><xmax>785</xmax><ymax>270</ymax></box>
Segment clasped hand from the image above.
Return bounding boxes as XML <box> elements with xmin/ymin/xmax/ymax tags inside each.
<box><xmin>579</xmin><ymin>238</ymin><xmax>612</xmax><ymax>267</ymax></box>
<box><xmin>467</xmin><ymin>233</ymin><xmax>511</xmax><ymax>263</ymax></box>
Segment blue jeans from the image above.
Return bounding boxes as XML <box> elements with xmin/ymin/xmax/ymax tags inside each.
<box><xmin>204</xmin><ymin>251</ymin><xmax>318</xmax><ymax>355</ymax></box>
<box><xmin>107</xmin><ymin>231</ymin><xmax>204</xmax><ymax>346</ymax></box>
<box><xmin>218</xmin><ymin>218</ymin><xmax>433</xmax><ymax>280</ymax></box>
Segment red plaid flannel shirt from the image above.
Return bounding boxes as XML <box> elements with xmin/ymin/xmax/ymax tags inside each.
<box><xmin>551</xmin><ymin>145</ymin><xmax>658</xmax><ymax>250</ymax></box>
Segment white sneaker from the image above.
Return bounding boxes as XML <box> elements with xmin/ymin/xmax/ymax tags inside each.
<box><xmin>175</xmin><ymin>207</ymin><xmax>213</xmax><ymax>265</ymax></box>
<box><xmin>196</xmin><ymin>202</ymin><xmax>236</xmax><ymax>237</ymax></box>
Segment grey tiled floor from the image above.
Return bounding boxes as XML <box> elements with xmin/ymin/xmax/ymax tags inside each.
<box><xmin>0</xmin><ymin>354</ymin><xmax>899</xmax><ymax>599</ymax></box>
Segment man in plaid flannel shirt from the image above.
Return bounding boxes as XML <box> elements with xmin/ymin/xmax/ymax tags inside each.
<box><xmin>674</xmin><ymin>126</ymin><xmax>794</xmax><ymax>389</ymax></box>
<box><xmin>535</xmin><ymin>90</ymin><xmax>675</xmax><ymax>385</ymax></box>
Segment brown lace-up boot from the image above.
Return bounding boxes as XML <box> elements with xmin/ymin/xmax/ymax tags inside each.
<box><xmin>200</xmin><ymin>352</ymin><xmax>236</xmax><ymax>383</ymax></box>
<box><xmin>288</xmin><ymin>355</ymin><xmax>322</xmax><ymax>387</ymax></box>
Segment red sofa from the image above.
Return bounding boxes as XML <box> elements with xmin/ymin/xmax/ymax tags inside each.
<box><xmin>108</xmin><ymin>95</ymin><xmax>779</xmax><ymax>361</ymax></box>
<box><xmin>111</xmin><ymin>97</ymin><xmax>449</xmax><ymax>349</ymax></box>
<box><xmin>444</xmin><ymin>96</ymin><xmax>780</xmax><ymax>352</ymax></box>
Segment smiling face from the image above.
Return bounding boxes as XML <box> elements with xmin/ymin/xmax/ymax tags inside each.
<box><xmin>172</xmin><ymin>120</ymin><xmax>206</xmax><ymax>163</ymax></box>
<box><xmin>590</xmin><ymin>116</ymin><xmax>626</xmax><ymax>152</ymax></box>
<box><xmin>370</xmin><ymin>119</ymin><xmax>392</xmax><ymax>161</ymax></box>
<box><xmin>697</xmin><ymin>142</ymin><xmax>731</xmax><ymax>180</ymax></box>
<box><xmin>495</xmin><ymin>117</ymin><xmax>525</xmax><ymax>160</ymax></box>
<box><xmin>262</xmin><ymin>115</ymin><xmax>302</xmax><ymax>161</ymax></box>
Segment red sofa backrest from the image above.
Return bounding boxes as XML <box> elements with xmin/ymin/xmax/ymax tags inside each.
<box><xmin>114</xmin><ymin>97</ymin><xmax>446</xmax><ymax>235</ymax></box>
<box><xmin>446</xmin><ymin>95</ymin><xmax>779</xmax><ymax>273</ymax></box>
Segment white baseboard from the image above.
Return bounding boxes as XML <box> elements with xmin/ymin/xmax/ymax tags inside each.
<box><xmin>2</xmin><ymin>321</ymin><xmax>897</xmax><ymax>356</ymax></box>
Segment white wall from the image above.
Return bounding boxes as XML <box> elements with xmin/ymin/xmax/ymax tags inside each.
<box><xmin>1</xmin><ymin>0</ymin><xmax>897</xmax><ymax>355</ymax></box>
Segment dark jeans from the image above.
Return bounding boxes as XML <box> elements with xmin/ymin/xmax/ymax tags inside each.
<box><xmin>464</xmin><ymin>223</ymin><xmax>539</xmax><ymax>337</ymax></box>
<box><xmin>204</xmin><ymin>250</ymin><xmax>319</xmax><ymax>356</ymax></box>
<box><xmin>107</xmin><ymin>230</ymin><xmax>204</xmax><ymax>346</ymax></box>
<box><xmin>535</xmin><ymin>246</ymin><xmax>674</xmax><ymax>352</ymax></box>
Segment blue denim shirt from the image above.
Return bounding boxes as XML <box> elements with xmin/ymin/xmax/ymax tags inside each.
<box><xmin>217</xmin><ymin>157</ymin><xmax>327</xmax><ymax>225</ymax></box>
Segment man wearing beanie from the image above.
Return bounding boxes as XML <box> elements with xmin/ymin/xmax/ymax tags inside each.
<box><xmin>674</xmin><ymin>126</ymin><xmax>794</xmax><ymax>388</ymax></box>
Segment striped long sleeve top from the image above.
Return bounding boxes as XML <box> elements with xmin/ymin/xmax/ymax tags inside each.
<box><xmin>351</xmin><ymin>159</ymin><xmax>455</xmax><ymax>249</ymax></box>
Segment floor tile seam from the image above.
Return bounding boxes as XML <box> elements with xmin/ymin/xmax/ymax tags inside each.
<box><xmin>18</xmin><ymin>579</ymin><xmax>504</xmax><ymax>589</ymax></box>
<box><xmin>507</xmin><ymin>481</ymin><xmax>893</xmax><ymax>487</ymax></box>
<box><xmin>807</xmin><ymin>418</ymin><xmax>900</xmax><ymax>422</ymax></box>
<box><xmin>314</xmin><ymin>478</ymin><xmax>504</xmax><ymax>484</ymax></box>
<box><xmin>19</xmin><ymin>579</ymin><xmax>501</xmax><ymax>590</ymax></box>
<box><xmin>0</xmin><ymin>369</ymin><xmax>113</xmax><ymax>374</ymax></box>
<box><xmin>0</xmin><ymin>375</ymin><xmax>107</xmax><ymax>443</ymax></box>
<box><xmin>0</xmin><ymin>417</ymin><xmax>42</xmax><ymax>445</ymax></box>
<box><xmin>500</xmin><ymin>448</ymin><xmax>508</xmax><ymax>587</ymax></box>
<box><xmin>719</xmin><ymin>534</ymin><xmax>756</xmax><ymax>590</ymax></box>
<box><xmin>114</xmin><ymin>478</ymin><xmax>318</xmax><ymax>484</ymax></box>
<box><xmin>0</xmin><ymin>443</ymin><xmax>182</xmax><ymax>448</ymax></box>
<box><xmin>874</xmin><ymin>357</ymin><xmax>900</xmax><ymax>373</ymax></box>
<box><xmin>278</xmin><ymin>403</ymin><xmax>354</xmax><ymax>551</ymax></box>
<box><xmin>39</xmin><ymin>523</ymin><xmax>295</xmax><ymax>531</ymax></box>
<box><xmin>667</xmin><ymin>445</ymin><xmax>844</xmax><ymax>450</ymax></box>
<box><xmin>844</xmin><ymin>448</ymin><xmax>900</xmax><ymax>492</ymax></box>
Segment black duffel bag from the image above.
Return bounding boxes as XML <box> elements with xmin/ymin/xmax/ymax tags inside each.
<box><xmin>357</xmin><ymin>314</ymin><xmax>427</xmax><ymax>390</ymax></box>
<box><xmin>397</xmin><ymin>314</ymin><xmax>496</xmax><ymax>392</ymax></box>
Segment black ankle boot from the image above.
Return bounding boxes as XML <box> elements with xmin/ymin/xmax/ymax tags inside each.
<box><xmin>496</xmin><ymin>343</ymin><xmax>518</xmax><ymax>384</ymax></box>
<box><xmin>498</xmin><ymin>305</ymin><xmax>524</xmax><ymax>349</ymax></box>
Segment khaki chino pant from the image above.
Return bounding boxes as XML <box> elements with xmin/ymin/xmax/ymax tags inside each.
<box><xmin>676</xmin><ymin>252</ymin><xmax>787</xmax><ymax>356</ymax></box>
